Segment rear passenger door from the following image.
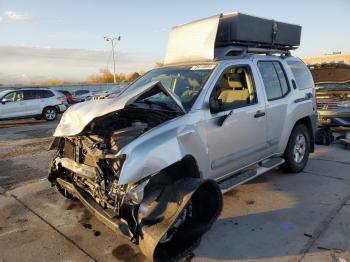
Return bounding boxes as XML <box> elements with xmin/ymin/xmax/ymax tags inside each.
<box><xmin>255</xmin><ymin>59</ymin><xmax>291</xmax><ymax>155</ymax></box>
<box><xmin>23</xmin><ymin>90</ymin><xmax>42</xmax><ymax>115</ymax></box>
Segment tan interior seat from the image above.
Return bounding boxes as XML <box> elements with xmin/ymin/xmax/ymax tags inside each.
<box><xmin>218</xmin><ymin>73</ymin><xmax>250</xmax><ymax>105</ymax></box>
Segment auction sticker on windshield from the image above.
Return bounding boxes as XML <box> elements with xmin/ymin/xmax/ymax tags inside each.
<box><xmin>190</xmin><ymin>65</ymin><xmax>216</xmax><ymax>70</ymax></box>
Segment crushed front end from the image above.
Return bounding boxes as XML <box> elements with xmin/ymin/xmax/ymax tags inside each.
<box><xmin>48</xmin><ymin>98</ymin><xmax>222</xmax><ymax>261</ymax></box>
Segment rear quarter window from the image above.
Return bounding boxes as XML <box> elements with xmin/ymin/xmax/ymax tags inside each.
<box><xmin>286</xmin><ymin>59</ymin><xmax>314</xmax><ymax>90</ymax></box>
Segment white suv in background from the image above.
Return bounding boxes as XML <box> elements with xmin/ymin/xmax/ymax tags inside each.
<box><xmin>0</xmin><ymin>88</ymin><xmax>67</xmax><ymax>121</ymax></box>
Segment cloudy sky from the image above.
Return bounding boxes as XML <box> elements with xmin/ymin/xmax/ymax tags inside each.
<box><xmin>0</xmin><ymin>0</ymin><xmax>349</xmax><ymax>84</ymax></box>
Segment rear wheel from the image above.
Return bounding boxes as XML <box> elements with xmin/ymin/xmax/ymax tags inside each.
<box><xmin>282</xmin><ymin>124</ymin><xmax>310</xmax><ymax>173</ymax></box>
<box><xmin>43</xmin><ymin>107</ymin><xmax>57</xmax><ymax>121</ymax></box>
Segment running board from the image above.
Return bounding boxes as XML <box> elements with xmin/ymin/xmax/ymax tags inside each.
<box><xmin>218</xmin><ymin>157</ymin><xmax>284</xmax><ymax>194</ymax></box>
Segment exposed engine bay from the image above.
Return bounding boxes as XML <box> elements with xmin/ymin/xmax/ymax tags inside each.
<box><xmin>49</xmin><ymin>105</ymin><xmax>179</xmax><ymax>210</ymax></box>
<box><xmin>48</xmin><ymin>103</ymin><xmax>222</xmax><ymax>261</ymax></box>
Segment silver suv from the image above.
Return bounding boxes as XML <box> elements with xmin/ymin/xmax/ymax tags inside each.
<box><xmin>0</xmin><ymin>88</ymin><xmax>67</xmax><ymax>121</ymax></box>
<box><xmin>48</xmin><ymin>13</ymin><xmax>316</xmax><ymax>261</ymax></box>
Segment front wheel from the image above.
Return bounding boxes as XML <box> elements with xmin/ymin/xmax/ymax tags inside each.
<box><xmin>43</xmin><ymin>107</ymin><xmax>57</xmax><ymax>121</ymax></box>
<box><xmin>282</xmin><ymin>124</ymin><xmax>310</xmax><ymax>173</ymax></box>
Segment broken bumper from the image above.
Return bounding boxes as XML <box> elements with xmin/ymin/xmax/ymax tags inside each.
<box><xmin>53</xmin><ymin>175</ymin><xmax>222</xmax><ymax>261</ymax></box>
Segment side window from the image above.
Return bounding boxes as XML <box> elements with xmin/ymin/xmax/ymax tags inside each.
<box><xmin>23</xmin><ymin>90</ymin><xmax>38</xmax><ymax>100</ymax></box>
<box><xmin>211</xmin><ymin>66</ymin><xmax>257</xmax><ymax>111</ymax></box>
<box><xmin>3</xmin><ymin>91</ymin><xmax>23</xmax><ymax>102</ymax></box>
<box><xmin>40</xmin><ymin>90</ymin><xmax>54</xmax><ymax>98</ymax></box>
<box><xmin>257</xmin><ymin>61</ymin><xmax>290</xmax><ymax>101</ymax></box>
<box><xmin>286</xmin><ymin>59</ymin><xmax>314</xmax><ymax>90</ymax></box>
<box><xmin>273</xmin><ymin>62</ymin><xmax>289</xmax><ymax>96</ymax></box>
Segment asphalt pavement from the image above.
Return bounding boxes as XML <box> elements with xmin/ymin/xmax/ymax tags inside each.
<box><xmin>0</xmin><ymin>119</ymin><xmax>350</xmax><ymax>262</ymax></box>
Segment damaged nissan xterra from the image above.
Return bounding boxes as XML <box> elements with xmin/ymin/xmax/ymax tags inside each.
<box><xmin>48</xmin><ymin>12</ymin><xmax>316</xmax><ymax>261</ymax></box>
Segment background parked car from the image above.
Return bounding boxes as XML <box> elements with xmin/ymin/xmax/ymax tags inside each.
<box><xmin>0</xmin><ymin>88</ymin><xmax>67</xmax><ymax>121</ymax></box>
<box><xmin>57</xmin><ymin>90</ymin><xmax>74</xmax><ymax>105</ymax></box>
<box><xmin>90</xmin><ymin>86</ymin><xmax>127</xmax><ymax>100</ymax></box>
<box><xmin>71</xmin><ymin>89</ymin><xmax>92</xmax><ymax>102</ymax></box>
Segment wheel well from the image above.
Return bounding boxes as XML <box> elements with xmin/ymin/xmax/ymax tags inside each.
<box><xmin>42</xmin><ymin>106</ymin><xmax>57</xmax><ymax>114</ymax></box>
<box><xmin>43</xmin><ymin>106</ymin><xmax>56</xmax><ymax>111</ymax></box>
<box><xmin>144</xmin><ymin>155</ymin><xmax>201</xmax><ymax>194</ymax></box>
<box><xmin>161</xmin><ymin>155</ymin><xmax>201</xmax><ymax>180</ymax></box>
<box><xmin>293</xmin><ymin>116</ymin><xmax>315</xmax><ymax>153</ymax></box>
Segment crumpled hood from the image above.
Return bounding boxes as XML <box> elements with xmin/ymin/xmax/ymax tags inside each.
<box><xmin>54</xmin><ymin>81</ymin><xmax>185</xmax><ymax>137</ymax></box>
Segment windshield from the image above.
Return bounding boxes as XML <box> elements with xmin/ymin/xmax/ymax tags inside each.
<box><xmin>124</xmin><ymin>64</ymin><xmax>215</xmax><ymax>111</ymax></box>
<box><xmin>0</xmin><ymin>90</ymin><xmax>12</xmax><ymax>99</ymax></box>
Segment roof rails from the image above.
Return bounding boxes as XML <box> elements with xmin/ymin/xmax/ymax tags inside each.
<box><xmin>214</xmin><ymin>45</ymin><xmax>293</xmax><ymax>60</ymax></box>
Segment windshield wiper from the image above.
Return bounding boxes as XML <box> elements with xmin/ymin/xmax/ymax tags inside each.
<box><xmin>138</xmin><ymin>99</ymin><xmax>178</xmax><ymax>112</ymax></box>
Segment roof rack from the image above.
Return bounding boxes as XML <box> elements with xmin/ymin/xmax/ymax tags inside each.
<box><xmin>214</xmin><ymin>45</ymin><xmax>294</xmax><ymax>59</ymax></box>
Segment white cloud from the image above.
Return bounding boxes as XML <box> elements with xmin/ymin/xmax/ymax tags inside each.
<box><xmin>4</xmin><ymin>11</ymin><xmax>32</xmax><ymax>21</ymax></box>
<box><xmin>0</xmin><ymin>45</ymin><xmax>158</xmax><ymax>83</ymax></box>
<box><xmin>0</xmin><ymin>16</ymin><xmax>3</xmax><ymax>23</ymax></box>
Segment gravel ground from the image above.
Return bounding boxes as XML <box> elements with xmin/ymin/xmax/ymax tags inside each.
<box><xmin>0</xmin><ymin>119</ymin><xmax>56</xmax><ymax>189</ymax></box>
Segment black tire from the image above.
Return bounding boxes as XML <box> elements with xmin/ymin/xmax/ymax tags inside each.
<box><xmin>315</xmin><ymin>128</ymin><xmax>333</xmax><ymax>146</ymax></box>
<box><xmin>43</xmin><ymin>107</ymin><xmax>58</xmax><ymax>121</ymax></box>
<box><xmin>282</xmin><ymin>124</ymin><xmax>310</xmax><ymax>173</ymax></box>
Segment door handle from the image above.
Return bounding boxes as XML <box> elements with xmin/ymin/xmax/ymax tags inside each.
<box><xmin>254</xmin><ymin>110</ymin><xmax>265</xmax><ymax>118</ymax></box>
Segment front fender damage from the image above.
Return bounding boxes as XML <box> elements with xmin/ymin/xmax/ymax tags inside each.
<box><xmin>50</xmin><ymin>159</ymin><xmax>222</xmax><ymax>261</ymax></box>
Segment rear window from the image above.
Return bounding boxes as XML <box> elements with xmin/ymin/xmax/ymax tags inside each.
<box><xmin>286</xmin><ymin>59</ymin><xmax>314</xmax><ymax>90</ymax></box>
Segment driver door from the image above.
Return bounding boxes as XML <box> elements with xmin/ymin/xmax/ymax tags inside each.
<box><xmin>203</xmin><ymin>63</ymin><xmax>268</xmax><ymax>180</ymax></box>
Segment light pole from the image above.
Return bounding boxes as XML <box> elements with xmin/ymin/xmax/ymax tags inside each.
<box><xmin>104</xmin><ymin>36</ymin><xmax>121</xmax><ymax>83</ymax></box>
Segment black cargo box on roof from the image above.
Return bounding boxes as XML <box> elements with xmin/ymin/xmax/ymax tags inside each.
<box><xmin>216</xmin><ymin>13</ymin><xmax>301</xmax><ymax>49</ymax></box>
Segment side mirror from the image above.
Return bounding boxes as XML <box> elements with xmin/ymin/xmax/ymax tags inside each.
<box><xmin>209</xmin><ymin>96</ymin><xmax>222</xmax><ymax>113</ymax></box>
<box><xmin>1</xmin><ymin>99</ymin><xmax>7</xmax><ymax>105</ymax></box>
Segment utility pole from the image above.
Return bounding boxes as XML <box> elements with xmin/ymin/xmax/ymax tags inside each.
<box><xmin>104</xmin><ymin>36</ymin><xmax>121</xmax><ymax>83</ymax></box>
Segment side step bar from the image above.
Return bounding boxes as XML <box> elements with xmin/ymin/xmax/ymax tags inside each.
<box><xmin>218</xmin><ymin>157</ymin><xmax>284</xmax><ymax>194</ymax></box>
<box><xmin>56</xmin><ymin>178</ymin><xmax>133</xmax><ymax>239</ymax></box>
